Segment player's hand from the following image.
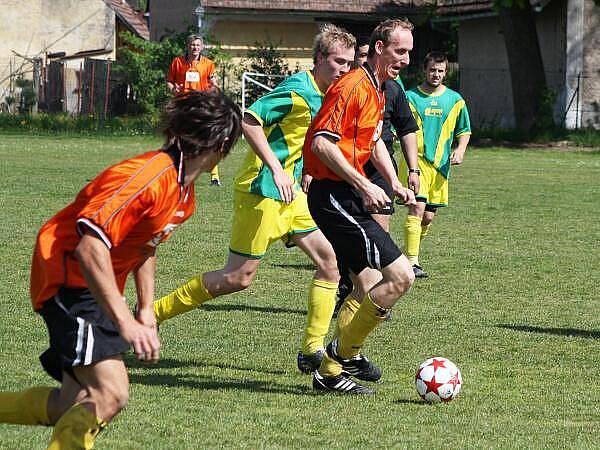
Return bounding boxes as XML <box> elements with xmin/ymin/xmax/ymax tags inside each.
<box><xmin>135</xmin><ymin>304</ymin><xmax>158</xmax><ymax>331</ymax></box>
<box><xmin>450</xmin><ymin>149</ymin><xmax>465</xmax><ymax>165</ymax></box>
<box><xmin>121</xmin><ymin>319</ymin><xmax>160</xmax><ymax>363</ymax></box>
<box><xmin>301</xmin><ymin>173</ymin><xmax>313</xmax><ymax>194</ymax></box>
<box><xmin>394</xmin><ymin>184</ymin><xmax>417</xmax><ymax>206</ymax></box>
<box><xmin>407</xmin><ymin>172</ymin><xmax>420</xmax><ymax>195</ymax></box>
<box><xmin>273</xmin><ymin>169</ymin><xmax>296</xmax><ymax>205</ymax></box>
<box><xmin>360</xmin><ymin>181</ymin><xmax>391</xmax><ymax>213</ymax></box>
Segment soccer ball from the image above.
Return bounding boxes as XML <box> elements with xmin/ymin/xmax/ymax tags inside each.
<box><xmin>415</xmin><ymin>357</ymin><xmax>462</xmax><ymax>403</ymax></box>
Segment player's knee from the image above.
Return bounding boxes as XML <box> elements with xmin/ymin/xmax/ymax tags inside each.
<box><xmin>93</xmin><ymin>385</ymin><xmax>129</xmax><ymax>421</ymax></box>
<box><xmin>387</xmin><ymin>263</ymin><xmax>414</xmax><ymax>297</ymax></box>
<box><xmin>223</xmin><ymin>269</ymin><xmax>255</xmax><ymax>292</ymax></box>
<box><xmin>315</xmin><ymin>258</ymin><xmax>340</xmax><ymax>282</ymax></box>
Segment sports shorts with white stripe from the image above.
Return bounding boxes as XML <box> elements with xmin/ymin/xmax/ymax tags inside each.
<box><xmin>38</xmin><ymin>287</ymin><xmax>130</xmax><ymax>382</ymax></box>
<box><xmin>307</xmin><ymin>179</ymin><xmax>402</xmax><ymax>277</ymax></box>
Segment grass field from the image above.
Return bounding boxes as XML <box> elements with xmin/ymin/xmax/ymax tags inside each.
<box><xmin>0</xmin><ymin>133</ymin><xmax>598</xmax><ymax>449</ymax></box>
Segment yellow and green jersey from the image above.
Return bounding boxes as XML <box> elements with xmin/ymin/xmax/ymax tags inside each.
<box><xmin>235</xmin><ymin>71</ymin><xmax>324</xmax><ymax>200</ymax></box>
<box><xmin>406</xmin><ymin>85</ymin><xmax>471</xmax><ymax>179</ymax></box>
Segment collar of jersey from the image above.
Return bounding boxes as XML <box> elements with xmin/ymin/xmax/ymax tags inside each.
<box><xmin>361</xmin><ymin>63</ymin><xmax>381</xmax><ymax>92</ymax></box>
<box><xmin>307</xmin><ymin>70</ymin><xmax>324</xmax><ymax>96</ymax></box>
<box><xmin>417</xmin><ymin>85</ymin><xmax>447</xmax><ymax>97</ymax></box>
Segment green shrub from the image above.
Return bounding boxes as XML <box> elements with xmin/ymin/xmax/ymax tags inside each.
<box><xmin>0</xmin><ymin>113</ymin><xmax>158</xmax><ymax>135</ymax></box>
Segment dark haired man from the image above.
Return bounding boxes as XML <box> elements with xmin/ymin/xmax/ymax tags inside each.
<box><xmin>0</xmin><ymin>90</ymin><xmax>241</xmax><ymax>449</ymax></box>
<box><xmin>400</xmin><ymin>51</ymin><xmax>471</xmax><ymax>278</ymax></box>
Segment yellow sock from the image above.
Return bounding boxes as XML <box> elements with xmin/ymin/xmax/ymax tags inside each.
<box><xmin>301</xmin><ymin>279</ymin><xmax>337</xmax><ymax>354</ymax></box>
<box><xmin>153</xmin><ymin>274</ymin><xmax>213</xmax><ymax>324</ymax></box>
<box><xmin>421</xmin><ymin>223</ymin><xmax>431</xmax><ymax>240</ymax></box>
<box><xmin>48</xmin><ymin>404</ymin><xmax>107</xmax><ymax>450</ymax></box>
<box><xmin>210</xmin><ymin>165</ymin><xmax>220</xmax><ymax>181</ymax></box>
<box><xmin>334</xmin><ymin>296</ymin><xmax>360</xmax><ymax>338</ymax></box>
<box><xmin>0</xmin><ymin>387</ymin><xmax>53</xmax><ymax>425</ymax></box>
<box><xmin>317</xmin><ymin>350</ymin><xmax>343</xmax><ymax>377</ymax></box>
<box><xmin>337</xmin><ymin>293</ymin><xmax>389</xmax><ymax>359</ymax></box>
<box><xmin>404</xmin><ymin>215</ymin><xmax>422</xmax><ymax>266</ymax></box>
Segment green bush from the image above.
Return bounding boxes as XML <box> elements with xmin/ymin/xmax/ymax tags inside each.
<box><xmin>0</xmin><ymin>113</ymin><xmax>158</xmax><ymax>135</ymax></box>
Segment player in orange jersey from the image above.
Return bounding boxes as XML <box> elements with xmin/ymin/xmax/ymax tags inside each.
<box><xmin>304</xmin><ymin>19</ymin><xmax>417</xmax><ymax>394</ymax></box>
<box><xmin>0</xmin><ymin>90</ymin><xmax>241</xmax><ymax>449</ymax></box>
<box><xmin>167</xmin><ymin>34</ymin><xmax>222</xmax><ymax>186</ymax></box>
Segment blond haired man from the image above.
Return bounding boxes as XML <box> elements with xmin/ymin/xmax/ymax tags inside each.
<box><xmin>154</xmin><ymin>25</ymin><xmax>356</xmax><ymax>372</ymax></box>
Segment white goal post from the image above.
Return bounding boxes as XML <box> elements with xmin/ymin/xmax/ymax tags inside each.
<box><xmin>241</xmin><ymin>72</ymin><xmax>286</xmax><ymax>113</ymax></box>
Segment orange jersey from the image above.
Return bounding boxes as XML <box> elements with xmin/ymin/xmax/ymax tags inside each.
<box><xmin>30</xmin><ymin>151</ymin><xmax>195</xmax><ymax>310</ymax></box>
<box><xmin>167</xmin><ymin>56</ymin><xmax>215</xmax><ymax>92</ymax></box>
<box><xmin>303</xmin><ymin>65</ymin><xmax>385</xmax><ymax>181</ymax></box>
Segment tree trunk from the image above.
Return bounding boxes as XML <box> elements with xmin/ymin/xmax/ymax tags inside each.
<box><xmin>497</xmin><ymin>3</ymin><xmax>547</xmax><ymax>131</ymax></box>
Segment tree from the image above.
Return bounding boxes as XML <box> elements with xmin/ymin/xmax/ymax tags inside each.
<box><xmin>496</xmin><ymin>0</ymin><xmax>548</xmax><ymax>131</ymax></box>
<box><xmin>113</xmin><ymin>31</ymin><xmax>186</xmax><ymax>116</ymax></box>
<box><xmin>243</xmin><ymin>41</ymin><xmax>289</xmax><ymax>104</ymax></box>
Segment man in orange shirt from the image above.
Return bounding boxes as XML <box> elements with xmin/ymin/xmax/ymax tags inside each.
<box><xmin>167</xmin><ymin>34</ymin><xmax>222</xmax><ymax>186</ymax></box>
<box><xmin>303</xmin><ymin>18</ymin><xmax>417</xmax><ymax>394</ymax></box>
<box><xmin>0</xmin><ymin>90</ymin><xmax>241</xmax><ymax>448</ymax></box>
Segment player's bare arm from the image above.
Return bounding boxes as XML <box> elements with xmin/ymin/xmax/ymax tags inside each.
<box><xmin>400</xmin><ymin>132</ymin><xmax>420</xmax><ymax>194</ymax></box>
<box><xmin>242</xmin><ymin>113</ymin><xmax>295</xmax><ymax>204</ymax></box>
<box><xmin>311</xmin><ymin>134</ymin><xmax>389</xmax><ymax>211</ymax></box>
<box><xmin>370</xmin><ymin>139</ymin><xmax>416</xmax><ymax>206</ymax></box>
<box><xmin>450</xmin><ymin>134</ymin><xmax>471</xmax><ymax>165</ymax></box>
<box><xmin>133</xmin><ymin>249</ymin><xmax>157</xmax><ymax>330</ymax></box>
<box><xmin>301</xmin><ymin>173</ymin><xmax>313</xmax><ymax>194</ymax></box>
<box><xmin>74</xmin><ymin>230</ymin><xmax>160</xmax><ymax>362</ymax></box>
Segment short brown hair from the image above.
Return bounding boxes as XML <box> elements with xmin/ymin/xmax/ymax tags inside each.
<box><xmin>162</xmin><ymin>90</ymin><xmax>241</xmax><ymax>158</ymax></box>
<box><xmin>312</xmin><ymin>24</ymin><xmax>356</xmax><ymax>65</ymax></box>
<box><xmin>368</xmin><ymin>18</ymin><xmax>414</xmax><ymax>57</ymax></box>
<box><xmin>423</xmin><ymin>51</ymin><xmax>449</xmax><ymax>70</ymax></box>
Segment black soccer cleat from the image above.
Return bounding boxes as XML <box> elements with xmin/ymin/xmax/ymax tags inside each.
<box><xmin>297</xmin><ymin>349</ymin><xmax>324</xmax><ymax>374</ymax></box>
<box><xmin>312</xmin><ymin>370</ymin><xmax>374</xmax><ymax>395</ymax></box>
<box><xmin>210</xmin><ymin>178</ymin><xmax>222</xmax><ymax>186</ymax></box>
<box><xmin>412</xmin><ymin>264</ymin><xmax>429</xmax><ymax>278</ymax></box>
<box><xmin>326</xmin><ymin>339</ymin><xmax>382</xmax><ymax>382</ymax></box>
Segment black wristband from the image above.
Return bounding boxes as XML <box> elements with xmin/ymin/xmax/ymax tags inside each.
<box><xmin>408</xmin><ymin>168</ymin><xmax>421</xmax><ymax>175</ymax></box>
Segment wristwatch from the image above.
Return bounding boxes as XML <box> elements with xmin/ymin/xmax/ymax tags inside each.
<box><xmin>408</xmin><ymin>168</ymin><xmax>421</xmax><ymax>175</ymax></box>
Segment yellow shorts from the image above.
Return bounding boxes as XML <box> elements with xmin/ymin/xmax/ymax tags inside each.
<box><xmin>229</xmin><ymin>190</ymin><xmax>318</xmax><ymax>259</ymax></box>
<box><xmin>399</xmin><ymin>157</ymin><xmax>448</xmax><ymax>207</ymax></box>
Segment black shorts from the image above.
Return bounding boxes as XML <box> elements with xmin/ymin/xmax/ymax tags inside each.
<box><xmin>38</xmin><ymin>287</ymin><xmax>130</xmax><ymax>382</ymax></box>
<box><xmin>308</xmin><ymin>179</ymin><xmax>403</xmax><ymax>276</ymax></box>
<box><xmin>363</xmin><ymin>155</ymin><xmax>398</xmax><ymax>216</ymax></box>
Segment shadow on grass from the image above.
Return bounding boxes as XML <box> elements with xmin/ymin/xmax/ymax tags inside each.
<box><xmin>393</xmin><ymin>398</ymin><xmax>431</xmax><ymax>406</ymax></box>
<box><xmin>269</xmin><ymin>263</ymin><xmax>315</xmax><ymax>271</ymax></box>
<box><xmin>200</xmin><ymin>303</ymin><xmax>305</xmax><ymax>315</ymax></box>
<box><xmin>497</xmin><ymin>324</ymin><xmax>600</xmax><ymax>339</ymax></box>
<box><xmin>125</xmin><ymin>356</ymin><xmax>288</xmax><ymax>376</ymax></box>
<box><xmin>129</xmin><ymin>372</ymin><xmax>315</xmax><ymax>395</ymax></box>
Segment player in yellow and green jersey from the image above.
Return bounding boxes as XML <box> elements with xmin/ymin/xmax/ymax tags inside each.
<box><xmin>152</xmin><ymin>24</ymin><xmax>356</xmax><ymax>373</ymax></box>
<box><xmin>399</xmin><ymin>51</ymin><xmax>471</xmax><ymax>278</ymax></box>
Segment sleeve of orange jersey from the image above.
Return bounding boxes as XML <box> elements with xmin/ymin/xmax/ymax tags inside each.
<box><xmin>75</xmin><ymin>174</ymin><xmax>157</xmax><ymax>249</ymax></box>
<box><xmin>312</xmin><ymin>81</ymin><xmax>359</xmax><ymax>142</ymax></box>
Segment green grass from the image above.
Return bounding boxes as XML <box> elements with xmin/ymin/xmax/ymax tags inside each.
<box><xmin>0</xmin><ymin>134</ymin><xmax>598</xmax><ymax>449</ymax></box>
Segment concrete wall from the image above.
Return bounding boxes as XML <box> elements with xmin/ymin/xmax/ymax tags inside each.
<box><xmin>459</xmin><ymin>0</ymin><xmax>568</xmax><ymax>128</ymax></box>
<box><xmin>581</xmin><ymin>0</ymin><xmax>600</xmax><ymax>127</ymax></box>
<box><xmin>0</xmin><ymin>0</ymin><xmax>115</xmax><ymax>104</ymax></box>
<box><xmin>210</xmin><ymin>19</ymin><xmax>319</xmax><ymax>71</ymax></box>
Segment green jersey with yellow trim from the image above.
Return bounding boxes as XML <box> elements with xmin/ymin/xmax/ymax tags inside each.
<box><xmin>406</xmin><ymin>85</ymin><xmax>471</xmax><ymax>179</ymax></box>
<box><xmin>235</xmin><ymin>71</ymin><xmax>324</xmax><ymax>200</ymax></box>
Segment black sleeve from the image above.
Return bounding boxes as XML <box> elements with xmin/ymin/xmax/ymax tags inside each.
<box><xmin>390</xmin><ymin>82</ymin><xmax>419</xmax><ymax>138</ymax></box>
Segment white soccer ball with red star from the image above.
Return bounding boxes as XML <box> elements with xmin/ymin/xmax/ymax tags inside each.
<box><xmin>415</xmin><ymin>357</ymin><xmax>462</xmax><ymax>403</ymax></box>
